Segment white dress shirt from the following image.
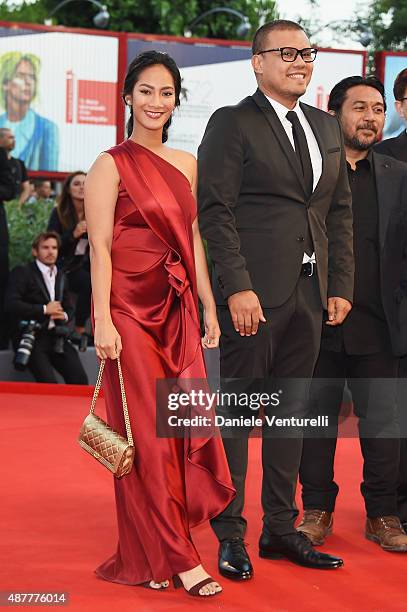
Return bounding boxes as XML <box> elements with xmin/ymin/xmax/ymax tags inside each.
<box><xmin>36</xmin><ymin>259</ymin><xmax>67</xmax><ymax>328</ymax></box>
<box><xmin>265</xmin><ymin>95</ymin><xmax>322</xmax><ymax>264</ymax></box>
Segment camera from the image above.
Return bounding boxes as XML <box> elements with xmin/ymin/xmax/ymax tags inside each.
<box><xmin>14</xmin><ymin>320</ymin><xmax>43</xmax><ymax>370</ymax></box>
<box><xmin>69</xmin><ymin>331</ymin><xmax>89</xmax><ymax>352</ymax></box>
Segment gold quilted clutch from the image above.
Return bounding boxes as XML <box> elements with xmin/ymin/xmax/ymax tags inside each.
<box><xmin>78</xmin><ymin>357</ymin><xmax>135</xmax><ymax>478</ymax></box>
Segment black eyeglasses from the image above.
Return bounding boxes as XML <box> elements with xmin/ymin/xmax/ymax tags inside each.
<box><xmin>258</xmin><ymin>47</ymin><xmax>318</xmax><ymax>63</ymax></box>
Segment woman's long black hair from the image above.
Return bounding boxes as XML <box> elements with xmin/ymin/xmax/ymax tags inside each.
<box><xmin>57</xmin><ymin>171</ymin><xmax>86</xmax><ymax>230</ymax></box>
<box><xmin>123</xmin><ymin>50</ymin><xmax>181</xmax><ymax>143</ymax></box>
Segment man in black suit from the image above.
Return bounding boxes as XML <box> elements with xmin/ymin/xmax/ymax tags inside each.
<box><xmin>298</xmin><ymin>76</ymin><xmax>407</xmax><ymax>553</ymax></box>
<box><xmin>0</xmin><ymin>128</ymin><xmax>30</xmax><ymax>204</ymax></box>
<box><xmin>198</xmin><ymin>20</ymin><xmax>354</xmax><ymax>578</ymax></box>
<box><xmin>0</xmin><ymin>145</ymin><xmax>15</xmax><ymax>349</ymax></box>
<box><xmin>0</xmin><ymin>128</ymin><xmax>31</xmax><ymax>348</ymax></box>
<box><xmin>5</xmin><ymin>231</ymin><xmax>88</xmax><ymax>384</ymax></box>
<box><xmin>375</xmin><ymin>68</ymin><xmax>407</xmax><ymax>531</ymax></box>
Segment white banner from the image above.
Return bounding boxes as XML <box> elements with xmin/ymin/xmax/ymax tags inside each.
<box><xmin>0</xmin><ymin>31</ymin><xmax>118</xmax><ymax>172</ymax></box>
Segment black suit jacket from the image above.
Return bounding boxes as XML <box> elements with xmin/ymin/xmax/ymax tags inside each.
<box><xmin>0</xmin><ymin>147</ymin><xmax>15</xmax><ymax>257</ymax></box>
<box><xmin>198</xmin><ymin>89</ymin><xmax>354</xmax><ymax>309</ymax></box>
<box><xmin>375</xmin><ymin>130</ymin><xmax>407</xmax><ymax>163</ymax></box>
<box><xmin>4</xmin><ymin>261</ymin><xmax>73</xmax><ymax>338</ymax></box>
<box><xmin>372</xmin><ymin>152</ymin><xmax>407</xmax><ymax>356</ymax></box>
<box><xmin>0</xmin><ymin>147</ymin><xmax>15</xmax><ymax>204</ymax></box>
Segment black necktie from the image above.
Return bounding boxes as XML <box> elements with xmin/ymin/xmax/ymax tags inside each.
<box><xmin>286</xmin><ymin>111</ymin><xmax>313</xmax><ymax>198</ymax></box>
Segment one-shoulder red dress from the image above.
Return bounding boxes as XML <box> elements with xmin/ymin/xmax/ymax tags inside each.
<box><xmin>94</xmin><ymin>140</ymin><xmax>235</xmax><ymax>585</ymax></box>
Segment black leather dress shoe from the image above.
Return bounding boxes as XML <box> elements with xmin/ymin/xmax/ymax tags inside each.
<box><xmin>218</xmin><ymin>538</ymin><xmax>253</xmax><ymax>580</ymax></box>
<box><xmin>259</xmin><ymin>531</ymin><xmax>343</xmax><ymax>569</ymax></box>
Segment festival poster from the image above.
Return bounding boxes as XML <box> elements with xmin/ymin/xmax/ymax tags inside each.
<box><xmin>0</xmin><ymin>28</ymin><xmax>119</xmax><ymax>172</ymax></box>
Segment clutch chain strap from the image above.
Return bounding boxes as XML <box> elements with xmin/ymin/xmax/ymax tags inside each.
<box><xmin>90</xmin><ymin>357</ymin><xmax>134</xmax><ymax>446</ymax></box>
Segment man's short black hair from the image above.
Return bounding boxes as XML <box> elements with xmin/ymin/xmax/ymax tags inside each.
<box><xmin>328</xmin><ymin>75</ymin><xmax>386</xmax><ymax>114</ymax></box>
<box><xmin>252</xmin><ymin>20</ymin><xmax>306</xmax><ymax>55</ymax></box>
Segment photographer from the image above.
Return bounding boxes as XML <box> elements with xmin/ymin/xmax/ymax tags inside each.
<box><xmin>0</xmin><ymin>128</ymin><xmax>30</xmax><ymax>204</ymax></box>
<box><xmin>0</xmin><ymin>145</ymin><xmax>15</xmax><ymax>348</ymax></box>
<box><xmin>0</xmin><ymin>128</ymin><xmax>31</xmax><ymax>348</ymax></box>
<box><xmin>4</xmin><ymin>231</ymin><xmax>88</xmax><ymax>384</ymax></box>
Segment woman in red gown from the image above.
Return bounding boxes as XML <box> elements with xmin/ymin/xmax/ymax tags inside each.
<box><xmin>84</xmin><ymin>51</ymin><xmax>235</xmax><ymax>597</ymax></box>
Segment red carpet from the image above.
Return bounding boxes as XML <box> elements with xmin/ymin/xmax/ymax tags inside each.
<box><xmin>1</xmin><ymin>382</ymin><xmax>406</xmax><ymax>611</ymax></box>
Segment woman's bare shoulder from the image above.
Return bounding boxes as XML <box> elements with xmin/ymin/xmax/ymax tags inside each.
<box><xmin>95</xmin><ymin>151</ymin><xmax>117</xmax><ymax>166</ymax></box>
<box><xmin>88</xmin><ymin>151</ymin><xmax>119</xmax><ymax>180</ymax></box>
<box><xmin>167</xmin><ymin>147</ymin><xmax>196</xmax><ymax>164</ymax></box>
<box><xmin>165</xmin><ymin>147</ymin><xmax>196</xmax><ymax>182</ymax></box>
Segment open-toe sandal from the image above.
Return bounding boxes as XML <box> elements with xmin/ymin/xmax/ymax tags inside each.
<box><xmin>173</xmin><ymin>575</ymin><xmax>221</xmax><ymax>597</ymax></box>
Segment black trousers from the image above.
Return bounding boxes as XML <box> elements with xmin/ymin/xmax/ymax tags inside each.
<box><xmin>66</xmin><ymin>265</ymin><xmax>91</xmax><ymax>328</ymax></box>
<box><xmin>210</xmin><ymin>273</ymin><xmax>323</xmax><ymax>540</ymax></box>
<box><xmin>397</xmin><ymin>356</ymin><xmax>407</xmax><ymax>523</ymax></box>
<box><xmin>0</xmin><ymin>253</ymin><xmax>8</xmax><ymax>349</ymax></box>
<box><xmin>24</xmin><ymin>331</ymin><xmax>88</xmax><ymax>384</ymax></box>
<box><xmin>300</xmin><ymin>347</ymin><xmax>400</xmax><ymax>518</ymax></box>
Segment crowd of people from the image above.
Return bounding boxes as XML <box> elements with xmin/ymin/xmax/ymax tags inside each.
<box><xmin>0</xmin><ymin>129</ymin><xmax>90</xmax><ymax>382</ymax></box>
<box><xmin>0</xmin><ymin>17</ymin><xmax>407</xmax><ymax>599</ymax></box>
<box><xmin>81</xmin><ymin>20</ymin><xmax>407</xmax><ymax>599</ymax></box>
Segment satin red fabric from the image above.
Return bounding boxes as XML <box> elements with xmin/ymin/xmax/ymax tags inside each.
<box><xmin>94</xmin><ymin>140</ymin><xmax>235</xmax><ymax>585</ymax></box>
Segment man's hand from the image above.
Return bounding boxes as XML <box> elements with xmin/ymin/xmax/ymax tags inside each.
<box><xmin>227</xmin><ymin>290</ymin><xmax>266</xmax><ymax>336</ymax></box>
<box><xmin>326</xmin><ymin>297</ymin><xmax>352</xmax><ymax>326</ymax></box>
<box><xmin>51</xmin><ymin>311</ymin><xmax>68</xmax><ymax>321</ymax></box>
<box><xmin>45</xmin><ymin>301</ymin><xmax>64</xmax><ymax>317</ymax></box>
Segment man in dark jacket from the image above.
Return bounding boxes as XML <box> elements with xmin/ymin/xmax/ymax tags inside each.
<box><xmin>0</xmin><ymin>128</ymin><xmax>31</xmax><ymax>347</ymax></box>
<box><xmin>5</xmin><ymin>231</ymin><xmax>88</xmax><ymax>384</ymax></box>
<box><xmin>0</xmin><ymin>145</ymin><xmax>14</xmax><ymax>348</ymax></box>
<box><xmin>375</xmin><ymin>67</ymin><xmax>407</xmax><ymax>533</ymax></box>
<box><xmin>198</xmin><ymin>20</ymin><xmax>353</xmax><ymax>576</ymax></box>
<box><xmin>299</xmin><ymin>76</ymin><xmax>407</xmax><ymax>552</ymax></box>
